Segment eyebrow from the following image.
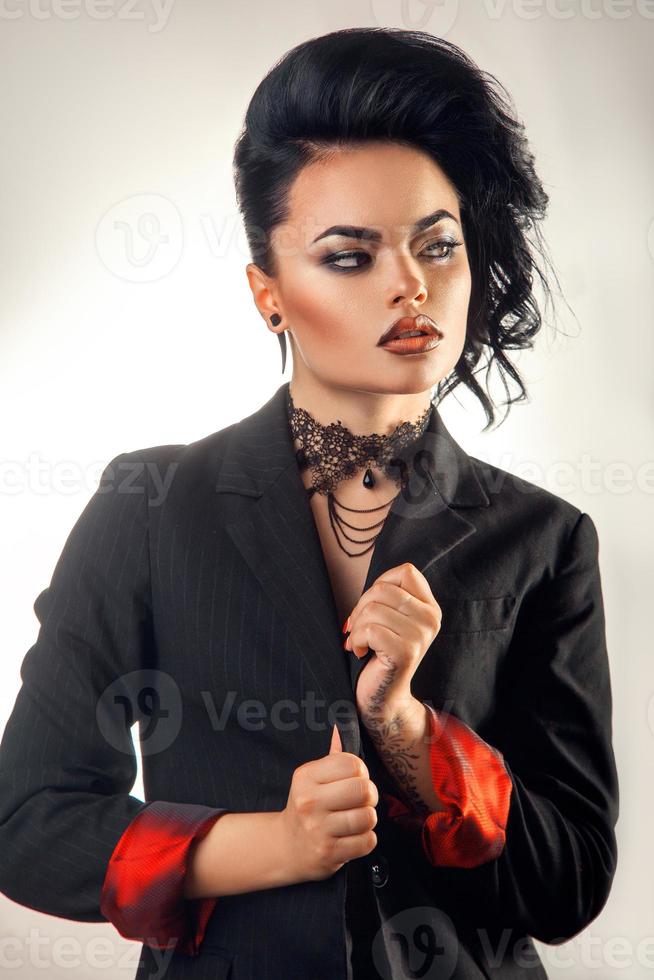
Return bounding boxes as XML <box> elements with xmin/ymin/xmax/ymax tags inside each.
<box><xmin>310</xmin><ymin>208</ymin><xmax>460</xmax><ymax>245</ymax></box>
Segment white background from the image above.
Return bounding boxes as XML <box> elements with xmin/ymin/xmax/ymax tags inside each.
<box><xmin>1</xmin><ymin>1</ymin><xmax>652</xmax><ymax>977</ymax></box>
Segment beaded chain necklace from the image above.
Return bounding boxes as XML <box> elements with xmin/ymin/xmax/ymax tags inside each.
<box><xmin>285</xmin><ymin>387</ymin><xmax>432</xmax><ymax>557</ymax></box>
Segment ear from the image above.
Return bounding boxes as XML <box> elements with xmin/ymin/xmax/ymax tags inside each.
<box><xmin>245</xmin><ymin>263</ymin><xmax>280</xmax><ymax>332</ymax></box>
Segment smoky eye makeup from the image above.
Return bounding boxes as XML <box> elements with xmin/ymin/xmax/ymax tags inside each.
<box><xmin>316</xmin><ymin>235</ymin><xmax>465</xmax><ymax>272</ymax></box>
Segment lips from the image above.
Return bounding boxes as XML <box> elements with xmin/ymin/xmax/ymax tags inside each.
<box><xmin>377</xmin><ymin>314</ymin><xmax>443</xmax><ymax>346</ymax></box>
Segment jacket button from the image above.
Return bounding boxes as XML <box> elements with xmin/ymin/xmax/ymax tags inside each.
<box><xmin>370</xmin><ymin>855</ymin><xmax>389</xmax><ymax>888</ymax></box>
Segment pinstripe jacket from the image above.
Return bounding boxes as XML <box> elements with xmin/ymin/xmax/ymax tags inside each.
<box><xmin>0</xmin><ymin>381</ymin><xmax>619</xmax><ymax>979</ymax></box>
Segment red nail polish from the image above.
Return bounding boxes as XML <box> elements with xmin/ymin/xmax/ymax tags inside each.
<box><xmin>342</xmin><ymin>618</ymin><xmax>348</xmax><ymax>634</ymax></box>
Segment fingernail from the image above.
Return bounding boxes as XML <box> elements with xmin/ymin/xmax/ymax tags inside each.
<box><xmin>342</xmin><ymin>618</ymin><xmax>348</xmax><ymax>634</ymax></box>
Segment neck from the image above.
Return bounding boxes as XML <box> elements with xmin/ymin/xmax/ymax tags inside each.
<box><xmin>286</xmin><ymin>380</ymin><xmax>433</xmax><ymax>500</ymax></box>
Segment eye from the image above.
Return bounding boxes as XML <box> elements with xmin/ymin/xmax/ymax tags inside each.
<box><xmin>321</xmin><ymin>238</ymin><xmax>464</xmax><ymax>272</ymax></box>
<box><xmin>423</xmin><ymin>238</ymin><xmax>464</xmax><ymax>261</ymax></box>
<box><xmin>322</xmin><ymin>250</ymin><xmax>368</xmax><ymax>270</ymax></box>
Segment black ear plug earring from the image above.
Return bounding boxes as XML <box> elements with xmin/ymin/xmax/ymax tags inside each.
<box><xmin>269</xmin><ymin>313</ymin><xmax>286</xmax><ymax>374</ymax></box>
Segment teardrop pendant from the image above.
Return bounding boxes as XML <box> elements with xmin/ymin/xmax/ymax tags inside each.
<box><xmin>362</xmin><ymin>467</ymin><xmax>375</xmax><ymax>488</ymax></box>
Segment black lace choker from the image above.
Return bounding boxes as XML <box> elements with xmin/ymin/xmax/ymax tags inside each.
<box><xmin>285</xmin><ymin>386</ymin><xmax>433</xmax><ymax>557</ymax></box>
<box><xmin>285</xmin><ymin>387</ymin><xmax>433</xmax><ymax>556</ymax></box>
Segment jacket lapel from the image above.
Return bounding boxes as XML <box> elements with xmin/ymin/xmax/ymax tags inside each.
<box><xmin>213</xmin><ymin>382</ymin><xmax>490</xmax><ymax>756</ymax></box>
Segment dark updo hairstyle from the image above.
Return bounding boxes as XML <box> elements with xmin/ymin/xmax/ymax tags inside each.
<box><xmin>233</xmin><ymin>27</ymin><xmax>567</xmax><ymax>429</ymax></box>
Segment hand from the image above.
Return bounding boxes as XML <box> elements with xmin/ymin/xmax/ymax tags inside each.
<box><xmin>344</xmin><ymin>562</ymin><xmax>442</xmax><ymax>719</ymax></box>
<box><xmin>277</xmin><ymin>723</ymin><xmax>379</xmax><ymax>883</ymax></box>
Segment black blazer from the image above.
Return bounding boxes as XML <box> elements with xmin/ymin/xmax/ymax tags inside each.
<box><xmin>0</xmin><ymin>381</ymin><xmax>619</xmax><ymax>980</ymax></box>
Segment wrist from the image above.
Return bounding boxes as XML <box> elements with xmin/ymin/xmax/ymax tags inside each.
<box><xmin>361</xmin><ymin>692</ymin><xmax>424</xmax><ymax>732</ymax></box>
<box><xmin>269</xmin><ymin>809</ymin><xmax>301</xmax><ymax>889</ymax></box>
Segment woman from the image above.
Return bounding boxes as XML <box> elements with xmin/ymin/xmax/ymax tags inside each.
<box><xmin>0</xmin><ymin>27</ymin><xmax>618</xmax><ymax>980</ymax></box>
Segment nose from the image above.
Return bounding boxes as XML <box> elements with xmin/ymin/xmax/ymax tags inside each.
<box><xmin>386</xmin><ymin>255</ymin><xmax>428</xmax><ymax>307</ymax></box>
<box><xmin>390</xmin><ymin>277</ymin><xmax>427</xmax><ymax>307</ymax></box>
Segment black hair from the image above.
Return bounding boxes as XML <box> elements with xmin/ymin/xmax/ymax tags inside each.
<box><xmin>233</xmin><ymin>27</ymin><xmax>570</xmax><ymax>430</ymax></box>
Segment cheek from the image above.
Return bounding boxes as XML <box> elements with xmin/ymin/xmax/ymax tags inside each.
<box><xmin>284</xmin><ymin>287</ymin><xmax>324</xmax><ymax>331</ymax></box>
<box><xmin>436</xmin><ymin>267</ymin><xmax>471</xmax><ymax>363</ymax></box>
<box><xmin>441</xmin><ymin>262</ymin><xmax>472</xmax><ymax>314</ymax></box>
<box><xmin>282</xmin><ymin>277</ymin><xmax>356</xmax><ymax>347</ymax></box>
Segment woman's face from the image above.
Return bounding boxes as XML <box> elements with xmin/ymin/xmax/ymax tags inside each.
<box><xmin>249</xmin><ymin>141</ymin><xmax>471</xmax><ymax>400</ymax></box>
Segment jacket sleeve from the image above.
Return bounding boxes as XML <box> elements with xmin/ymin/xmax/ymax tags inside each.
<box><xmin>381</xmin><ymin>704</ymin><xmax>512</xmax><ymax>866</ymax></box>
<box><xmin>0</xmin><ymin>451</ymin><xmax>228</xmax><ymax>956</ymax></box>
<box><xmin>100</xmin><ymin>800</ymin><xmax>228</xmax><ymax>954</ymax></box>
<box><xmin>388</xmin><ymin>511</ymin><xmax>620</xmax><ymax>945</ymax></box>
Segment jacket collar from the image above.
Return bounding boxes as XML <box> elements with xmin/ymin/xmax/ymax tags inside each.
<box><xmin>215</xmin><ymin>381</ymin><xmax>489</xmax><ymax>505</ymax></box>
<box><xmin>212</xmin><ymin>382</ymin><xmax>489</xmax><ymax>756</ymax></box>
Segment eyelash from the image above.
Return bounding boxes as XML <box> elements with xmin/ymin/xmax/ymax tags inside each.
<box><xmin>321</xmin><ymin>238</ymin><xmax>464</xmax><ymax>272</ymax></box>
